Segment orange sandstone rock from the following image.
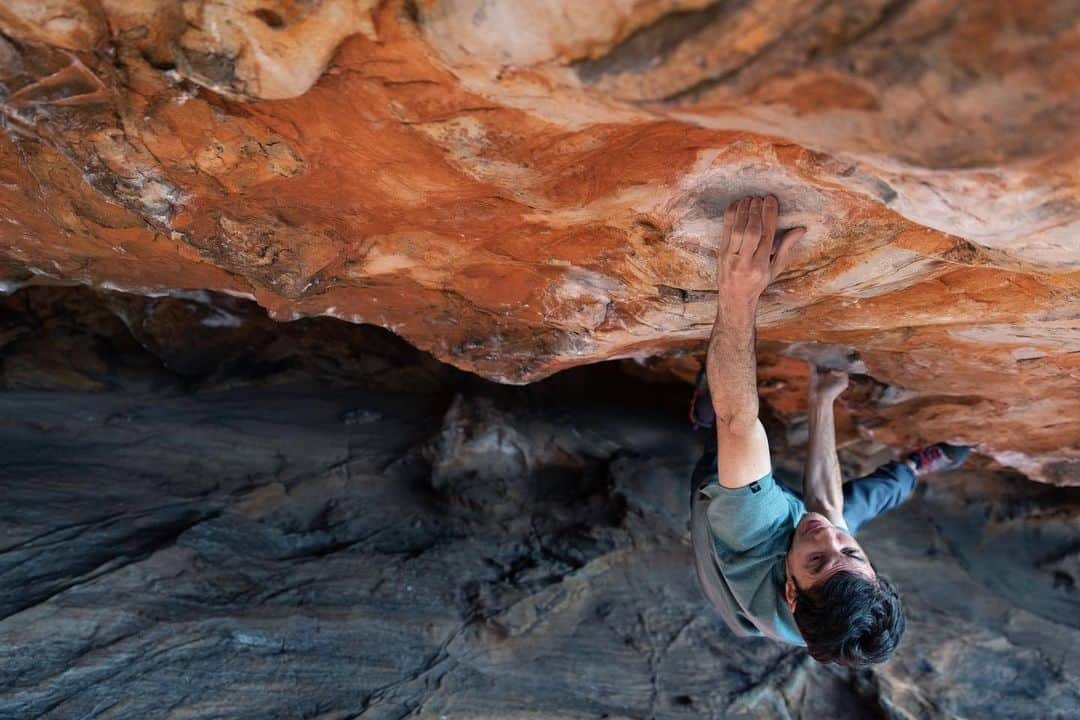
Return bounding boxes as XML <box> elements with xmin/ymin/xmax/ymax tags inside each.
<box><xmin>0</xmin><ymin>0</ymin><xmax>1077</xmax><ymax>483</ymax></box>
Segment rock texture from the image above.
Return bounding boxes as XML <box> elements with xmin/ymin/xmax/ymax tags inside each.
<box><xmin>0</xmin><ymin>1</ymin><xmax>1078</xmax><ymax>483</ymax></box>
<box><xmin>1</xmin><ymin>302</ymin><xmax>1078</xmax><ymax>719</ymax></box>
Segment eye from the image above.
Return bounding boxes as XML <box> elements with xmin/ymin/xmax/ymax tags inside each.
<box><xmin>844</xmin><ymin>549</ymin><xmax>863</xmax><ymax>560</ymax></box>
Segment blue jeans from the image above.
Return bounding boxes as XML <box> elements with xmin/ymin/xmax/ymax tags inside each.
<box><xmin>691</xmin><ymin>448</ymin><xmax>917</xmax><ymax>535</ymax></box>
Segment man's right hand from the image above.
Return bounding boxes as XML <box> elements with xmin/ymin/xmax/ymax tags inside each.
<box><xmin>717</xmin><ymin>195</ymin><xmax>806</xmax><ymax>309</ymax></box>
<box><xmin>810</xmin><ymin>367</ymin><xmax>849</xmax><ymax>403</ymax></box>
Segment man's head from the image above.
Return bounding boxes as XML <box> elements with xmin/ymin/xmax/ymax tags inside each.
<box><xmin>784</xmin><ymin>512</ymin><xmax>905</xmax><ymax>665</ymax></box>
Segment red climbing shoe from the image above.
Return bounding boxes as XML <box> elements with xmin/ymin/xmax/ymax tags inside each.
<box><xmin>907</xmin><ymin>443</ymin><xmax>971</xmax><ymax>476</ymax></box>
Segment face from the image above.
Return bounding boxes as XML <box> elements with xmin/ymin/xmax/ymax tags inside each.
<box><xmin>784</xmin><ymin>512</ymin><xmax>875</xmax><ymax>611</ymax></box>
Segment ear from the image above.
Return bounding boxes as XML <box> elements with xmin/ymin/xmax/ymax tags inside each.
<box><xmin>785</xmin><ymin>576</ymin><xmax>798</xmax><ymax>612</ymax></box>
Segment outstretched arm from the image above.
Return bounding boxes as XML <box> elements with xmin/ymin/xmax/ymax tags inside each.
<box><xmin>803</xmin><ymin>368</ymin><xmax>849</xmax><ymax>524</ymax></box>
<box><xmin>708</xmin><ymin>196</ymin><xmax>805</xmax><ymax>489</ymax></box>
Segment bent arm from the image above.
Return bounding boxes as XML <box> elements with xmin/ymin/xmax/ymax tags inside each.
<box><xmin>803</xmin><ymin>389</ymin><xmax>845</xmax><ymax>524</ymax></box>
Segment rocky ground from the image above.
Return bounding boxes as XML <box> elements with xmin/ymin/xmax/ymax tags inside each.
<box><xmin>1</xmin><ymin>286</ymin><xmax>1077</xmax><ymax>719</ymax></box>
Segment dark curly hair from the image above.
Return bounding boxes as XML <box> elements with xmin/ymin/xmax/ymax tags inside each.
<box><xmin>793</xmin><ymin>570</ymin><xmax>905</xmax><ymax>666</ymax></box>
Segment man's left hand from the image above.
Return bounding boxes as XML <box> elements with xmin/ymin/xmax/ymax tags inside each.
<box><xmin>716</xmin><ymin>195</ymin><xmax>806</xmax><ymax>309</ymax></box>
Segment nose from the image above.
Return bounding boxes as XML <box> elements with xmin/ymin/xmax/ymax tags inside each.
<box><xmin>810</xmin><ymin>523</ymin><xmax>844</xmax><ymax>540</ymax></box>
<box><xmin>817</xmin><ymin>526</ymin><xmax>846</xmax><ymax>551</ymax></box>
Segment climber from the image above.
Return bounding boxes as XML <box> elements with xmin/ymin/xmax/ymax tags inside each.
<box><xmin>689</xmin><ymin>195</ymin><xmax>970</xmax><ymax>666</ymax></box>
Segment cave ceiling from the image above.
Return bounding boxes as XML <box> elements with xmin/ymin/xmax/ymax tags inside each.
<box><xmin>0</xmin><ymin>0</ymin><xmax>1077</xmax><ymax>483</ymax></box>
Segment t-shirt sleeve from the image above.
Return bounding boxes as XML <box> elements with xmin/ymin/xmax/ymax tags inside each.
<box><xmin>705</xmin><ymin>472</ymin><xmax>795</xmax><ymax>558</ymax></box>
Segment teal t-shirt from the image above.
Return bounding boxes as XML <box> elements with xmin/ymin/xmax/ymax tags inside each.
<box><xmin>701</xmin><ymin>471</ymin><xmax>807</xmax><ymax>644</ymax></box>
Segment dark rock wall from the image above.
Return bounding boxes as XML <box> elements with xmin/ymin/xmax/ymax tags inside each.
<box><xmin>1</xmin><ymin>286</ymin><xmax>1077</xmax><ymax>719</ymax></box>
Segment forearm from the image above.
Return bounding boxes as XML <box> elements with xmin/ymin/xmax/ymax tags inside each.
<box><xmin>706</xmin><ymin>194</ymin><xmax>804</xmax><ymax>489</ymax></box>
<box><xmin>803</xmin><ymin>394</ymin><xmax>844</xmax><ymax>522</ymax></box>
<box><xmin>706</xmin><ymin>301</ymin><xmax>760</xmax><ymax>433</ymax></box>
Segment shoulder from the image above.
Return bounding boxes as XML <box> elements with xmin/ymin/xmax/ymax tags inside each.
<box><xmin>704</xmin><ymin>473</ymin><xmax>802</xmax><ymax>555</ymax></box>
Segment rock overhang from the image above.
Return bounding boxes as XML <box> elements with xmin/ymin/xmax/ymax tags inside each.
<box><xmin>0</xmin><ymin>0</ymin><xmax>1076</xmax><ymax>483</ymax></box>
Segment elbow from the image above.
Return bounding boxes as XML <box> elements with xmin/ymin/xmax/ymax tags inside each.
<box><xmin>717</xmin><ymin>408</ymin><xmax>760</xmax><ymax>436</ymax></box>
<box><xmin>717</xmin><ymin>410</ymin><xmax>761</xmax><ymax>438</ymax></box>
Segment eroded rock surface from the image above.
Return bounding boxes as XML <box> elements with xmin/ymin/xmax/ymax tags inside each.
<box><xmin>0</xmin><ymin>1</ymin><xmax>1077</xmax><ymax>482</ymax></box>
<box><xmin>1</xmin><ymin>311</ymin><xmax>1077</xmax><ymax>719</ymax></box>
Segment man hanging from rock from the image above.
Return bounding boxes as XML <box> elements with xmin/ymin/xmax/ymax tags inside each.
<box><xmin>689</xmin><ymin>195</ymin><xmax>970</xmax><ymax>665</ymax></box>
